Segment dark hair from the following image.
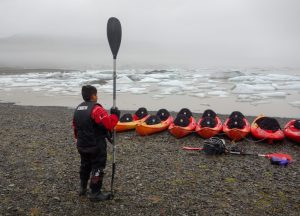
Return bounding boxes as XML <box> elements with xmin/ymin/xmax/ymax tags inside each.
<box><xmin>82</xmin><ymin>85</ymin><xmax>97</xmax><ymax>101</ymax></box>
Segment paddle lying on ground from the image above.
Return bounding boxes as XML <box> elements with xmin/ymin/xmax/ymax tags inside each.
<box><xmin>183</xmin><ymin>137</ymin><xmax>293</xmax><ymax>166</ymax></box>
<box><xmin>107</xmin><ymin>17</ymin><xmax>122</xmax><ymax>199</ymax></box>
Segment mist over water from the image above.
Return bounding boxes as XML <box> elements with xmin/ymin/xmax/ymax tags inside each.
<box><xmin>0</xmin><ymin>0</ymin><xmax>300</xmax><ymax>69</ymax></box>
<box><xmin>0</xmin><ymin>0</ymin><xmax>299</xmax><ymax>117</ymax></box>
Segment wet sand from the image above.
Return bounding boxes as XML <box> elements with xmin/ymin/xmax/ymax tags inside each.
<box><xmin>0</xmin><ymin>103</ymin><xmax>299</xmax><ymax>215</ymax></box>
<box><xmin>0</xmin><ymin>89</ymin><xmax>299</xmax><ymax>118</ymax></box>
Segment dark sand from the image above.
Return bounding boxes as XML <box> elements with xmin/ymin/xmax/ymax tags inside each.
<box><xmin>0</xmin><ymin>103</ymin><xmax>299</xmax><ymax>216</ymax></box>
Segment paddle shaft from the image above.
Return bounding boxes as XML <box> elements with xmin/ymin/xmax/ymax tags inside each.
<box><xmin>111</xmin><ymin>58</ymin><xmax>117</xmax><ymax>197</ymax></box>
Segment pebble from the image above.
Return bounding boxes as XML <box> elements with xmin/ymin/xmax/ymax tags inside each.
<box><xmin>53</xmin><ymin>197</ymin><xmax>61</xmax><ymax>201</ymax></box>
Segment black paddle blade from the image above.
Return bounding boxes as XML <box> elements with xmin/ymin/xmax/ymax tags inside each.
<box><xmin>107</xmin><ymin>17</ymin><xmax>122</xmax><ymax>59</ymax></box>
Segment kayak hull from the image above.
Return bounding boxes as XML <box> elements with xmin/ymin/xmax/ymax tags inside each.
<box><xmin>136</xmin><ymin>116</ymin><xmax>173</xmax><ymax>136</ymax></box>
<box><xmin>196</xmin><ymin>117</ymin><xmax>222</xmax><ymax>138</ymax></box>
<box><xmin>223</xmin><ymin>118</ymin><xmax>250</xmax><ymax>141</ymax></box>
<box><xmin>284</xmin><ymin>120</ymin><xmax>300</xmax><ymax>143</ymax></box>
<box><xmin>251</xmin><ymin>115</ymin><xmax>284</xmax><ymax>143</ymax></box>
<box><xmin>169</xmin><ymin>117</ymin><xmax>196</xmax><ymax>138</ymax></box>
<box><xmin>115</xmin><ymin>115</ymin><xmax>149</xmax><ymax>132</ymax></box>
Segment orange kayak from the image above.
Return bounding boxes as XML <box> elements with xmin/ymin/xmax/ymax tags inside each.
<box><xmin>196</xmin><ymin>116</ymin><xmax>222</xmax><ymax>138</ymax></box>
<box><xmin>136</xmin><ymin>115</ymin><xmax>173</xmax><ymax>136</ymax></box>
<box><xmin>115</xmin><ymin>114</ymin><xmax>149</xmax><ymax>132</ymax></box>
<box><xmin>223</xmin><ymin>118</ymin><xmax>250</xmax><ymax>141</ymax></box>
<box><xmin>169</xmin><ymin>117</ymin><xmax>196</xmax><ymax>138</ymax></box>
<box><xmin>284</xmin><ymin>120</ymin><xmax>300</xmax><ymax>143</ymax></box>
<box><xmin>251</xmin><ymin>115</ymin><xmax>284</xmax><ymax>143</ymax></box>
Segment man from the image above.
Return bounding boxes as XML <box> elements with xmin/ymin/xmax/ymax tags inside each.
<box><xmin>73</xmin><ymin>85</ymin><xmax>120</xmax><ymax>201</ymax></box>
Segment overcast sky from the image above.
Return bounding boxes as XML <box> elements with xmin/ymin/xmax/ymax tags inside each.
<box><xmin>0</xmin><ymin>0</ymin><xmax>299</xmax><ymax>68</ymax></box>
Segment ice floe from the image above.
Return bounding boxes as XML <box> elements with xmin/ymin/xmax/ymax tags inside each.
<box><xmin>289</xmin><ymin>101</ymin><xmax>300</xmax><ymax>108</ymax></box>
<box><xmin>232</xmin><ymin>84</ymin><xmax>275</xmax><ymax>94</ymax></box>
<box><xmin>0</xmin><ymin>68</ymin><xmax>299</xmax><ymax>111</ymax></box>
<box><xmin>207</xmin><ymin>91</ymin><xmax>229</xmax><ymax>97</ymax></box>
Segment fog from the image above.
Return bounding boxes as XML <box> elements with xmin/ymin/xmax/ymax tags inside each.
<box><xmin>0</xmin><ymin>0</ymin><xmax>299</xmax><ymax>69</ymax></box>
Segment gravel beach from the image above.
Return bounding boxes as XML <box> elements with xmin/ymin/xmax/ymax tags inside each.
<box><xmin>0</xmin><ymin>103</ymin><xmax>299</xmax><ymax>216</ymax></box>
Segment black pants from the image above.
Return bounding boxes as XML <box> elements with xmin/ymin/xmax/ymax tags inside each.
<box><xmin>78</xmin><ymin>143</ymin><xmax>107</xmax><ymax>193</ymax></box>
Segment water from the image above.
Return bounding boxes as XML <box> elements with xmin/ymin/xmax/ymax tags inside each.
<box><xmin>0</xmin><ymin>67</ymin><xmax>299</xmax><ymax>117</ymax></box>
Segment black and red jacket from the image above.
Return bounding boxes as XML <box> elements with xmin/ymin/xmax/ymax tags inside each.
<box><xmin>73</xmin><ymin>101</ymin><xmax>118</xmax><ymax>149</ymax></box>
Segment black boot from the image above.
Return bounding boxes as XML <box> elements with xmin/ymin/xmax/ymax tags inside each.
<box><xmin>88</xmin><ymin>169</ymin><xmax>111</xmax><ymax>202</ymax></box>
<box><xmin>79</xmin><ymin>181</ymin><xmax>88</xmax><ymax>196</ymax></box>
<box><xmin>89</xmin><ymin>191</ymin><xmax>111</xmax><ymax>202</ymax></box>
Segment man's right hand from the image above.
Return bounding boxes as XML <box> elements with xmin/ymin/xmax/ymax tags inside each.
<box><xmin>110</xmin><ymin>107</ymin><xmax>120</xmax><ymax>119</ymax></box>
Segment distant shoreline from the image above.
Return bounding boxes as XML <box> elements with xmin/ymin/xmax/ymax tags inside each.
<box><xmin>0</xmin><ymin>67</ymin><xmax>78</xmax><ymax>75</ymax></box>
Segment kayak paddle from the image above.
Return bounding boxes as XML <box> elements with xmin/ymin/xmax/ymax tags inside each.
<box><xmin>183</xmin><ymin>137</ymin><xmax>293</xmax><ymax>166</ymax></box>
<box><xmin>107</xmin><ymin>17</ymin><xmax>122</xmax><ymax>199</ymax></box>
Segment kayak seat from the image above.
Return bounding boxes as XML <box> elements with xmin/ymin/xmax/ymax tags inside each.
<box><xmin>255</xmin><ymin>117</ymin><xmax>281</xmax><ymax>132</ymax></box>
<box><xmin>145</xmin><ymin>115</ymin><xmax>161</xmax><ymax>125</ymax></box>
<box><xmin>227</xmin><ymin>116</ymin><xmax>245</xmax><ymax>129</ymax></box>
<box><xmin>119</xmin><ymin>113</ymin><xmax>133</xmax><ymax>122</ymax></box>
<box><xmin>200</xmin><ymin>116</ymin><xmax>217</xmax><ymax>128</ymax></box>
<box><xmin>135</xmin><ymin>107</ymin><xmax>148</xmax><ymax>119</ymax></box>
<box><xmin>178</xmin><ymin>108</ymin><xmax>193</xmax><ymax>118</ymax></box>
<box><xmin>174</xmin><ymin>114</ymin><xmax>190</xmax><ymax>127</ymax></box>
<box><xmin>156</xmin><ymin>109</ymin><xmax>170</xmax><ymax>121</ymax></box>
<box><xmin>202</xmin><ymin>109</ymin><xmax>217</xmax><ymax>118</ymax></box>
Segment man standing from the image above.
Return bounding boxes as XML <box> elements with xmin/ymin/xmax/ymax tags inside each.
<box><xmin>73</xmin><ymin>85</ymin><xmax>120</xmax><ymax>201</ymax></box>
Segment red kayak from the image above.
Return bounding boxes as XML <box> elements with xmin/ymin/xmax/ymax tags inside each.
<box><xmin>136</xmin><ymin>109</ymin><xmax>173</xmax><ymax>136</ymax></box>
<box><xmin>196</xmin><ymin>110</ymin><xmax>222</xmax><ymax>138</ymax></box>
<box><xmin>251</xmin><ymin>115</ymin><xmax>284</xmax><ymax>144</ymax></box>
<box><xmin>115</xmin><ymin>107</ymin><xmax>149</xmax><ymax>132</ymax></box>
<box><xmin>284</xmin><ymin>120</ymin><xmax>300</xmax><ymax>143</ymax></box>
<box><xmin>169</xmin><ymin>116</ymin><xmax>196</xmax><ymax>138</ymax></box>
<box><xmin>223</xmin><ymin>111</ymin><xmax>250</xmax><ymax>141</ymax></box>
<box><xmin>169</xmin><ymin>108</ymin><xmax>196</xmax><ymax>138</ymax></box>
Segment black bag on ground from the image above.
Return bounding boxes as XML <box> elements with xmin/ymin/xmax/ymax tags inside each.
<box><xmin>174</xmin><ymin>114</ymin><xmax>190</xmax><ymax>127</ymax></box>
<box><xmin>255</xmin><ymin>117</ymin><xmax>281</xmax><ymax>132</ymax></box>
<box><xmin>227</xmin><ymin>117</ymin><xmax>245</xmax><ymax>129</ymax></box>
<box><xmin>145</xmin><ymin>115</ymin><xmax>161</xmax><ymax>125</ymax></box>
<box><xmin>156</xmin><ymin>109</ymin><xmax>170</xmax><ymax>121</ymax></box>
<box><xmin>200</xmin><ymin>116</ymin><xmax>216</xmax><ymax>128</ymax></box>
<box><xmin>294</xmin><ymin>120</ymin><xmax>300</xmax><ymax>129</ymax></box>
<box><xmin>178</xmin><ymin>108</ymin><xmax>193</xmax><ymax>118</ymax></box>
<box><xmin>203</xmin><ymin>137</ymin><xmax>226</xmax><ymax>155</ymax></box>
<box><xmin>119</xmin><ymin>113</ymin><xmax>133</xmax><ymax>122</ymax></box>
<box><xmin>135</xmin><ymin>107</ymin><xmax>148</xmax><ymax>119</ymax></box>
<box><xmin>229</xmin><ymin>111</ymin><xmax>245</xmax><ymax>119</ymax></box>
<box><xmin>202</xmin><ymin>109</ymin><xmax>217</xmax><ymax>118</ymax></box>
